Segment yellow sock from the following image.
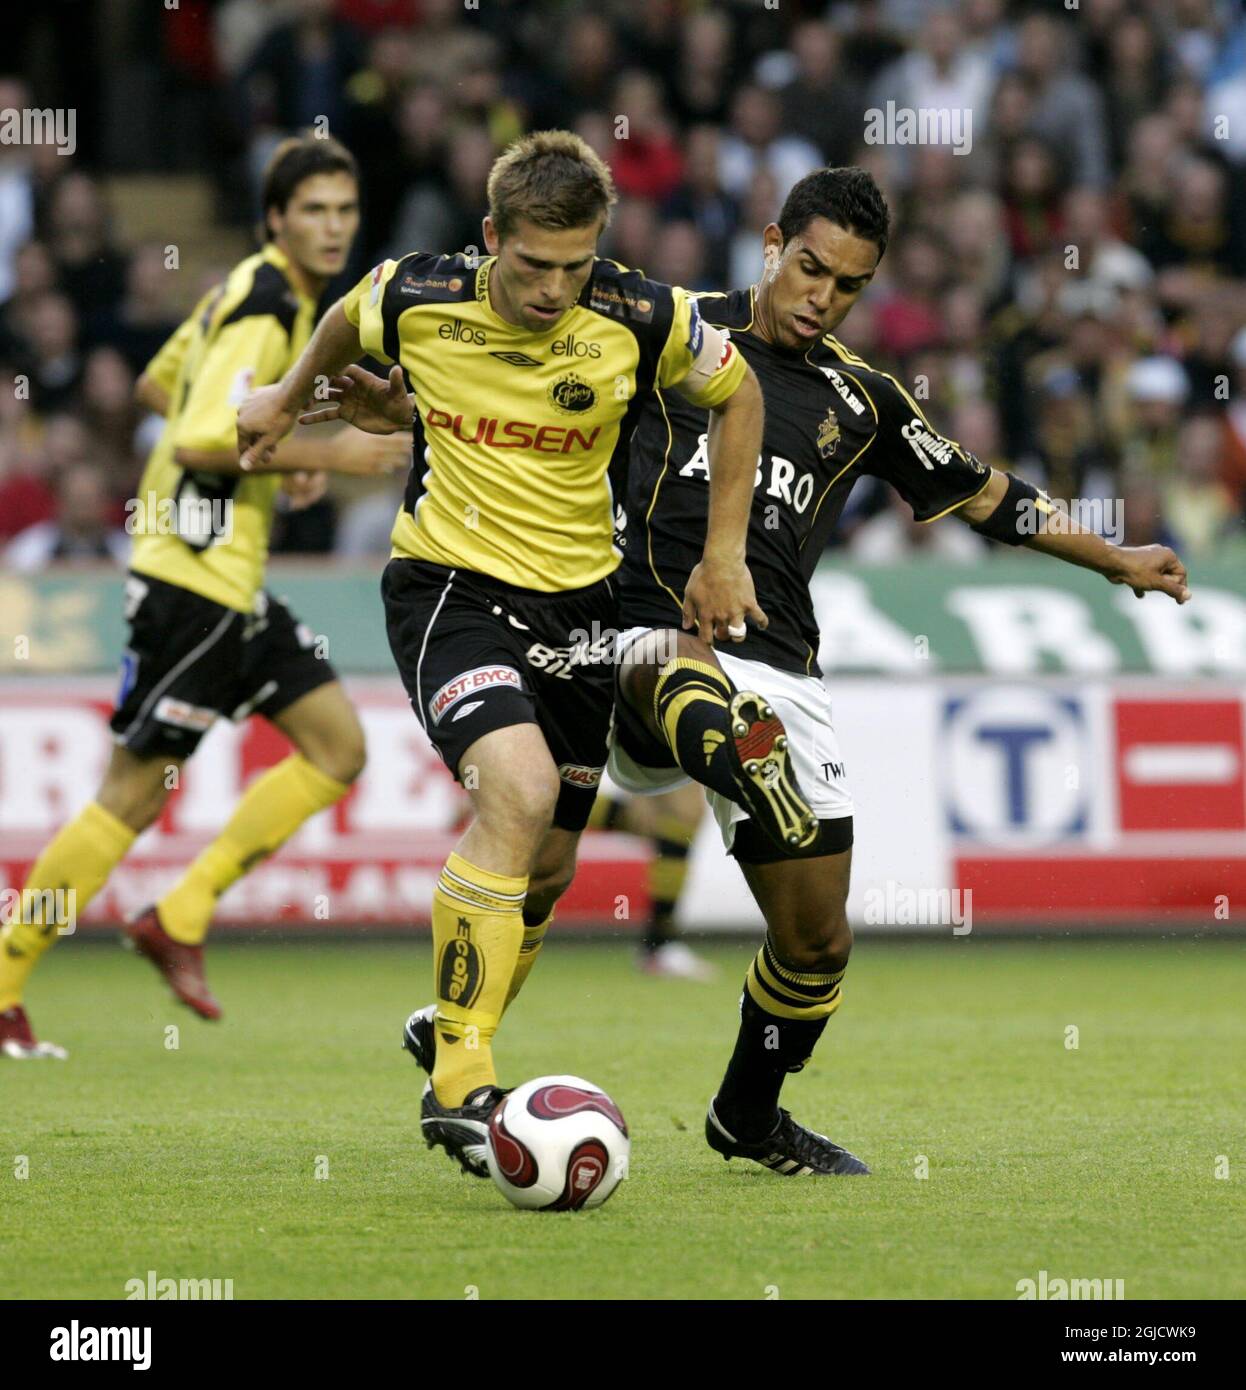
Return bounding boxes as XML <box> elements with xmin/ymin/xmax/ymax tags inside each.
<box><xmin>0</xmin><ymin>802</ymin><xmax>135</xmax><ymax>1009</ymax></box>
<box><xmin>504</xmin><ymin>912</ymin><xmax>551</xmax><ymax>1012</ymax></box>
<box><xmin>430</xmin><ymin>851</ymin><xmax>527</xmax><ymax>1106</ymax></box>
<box><xmin>158</xmin><ymin>754</ymin><xmax>349</xmax><ymax>945</ymax></box>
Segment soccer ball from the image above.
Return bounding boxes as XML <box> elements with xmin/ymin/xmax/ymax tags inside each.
<box><xmin>486</xmin><ymin>1075</ymin><xmax>629</xmax><ymax>1211</ymax></box>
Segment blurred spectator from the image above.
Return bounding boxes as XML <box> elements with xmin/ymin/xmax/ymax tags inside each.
<box><xmin>661</xmin><ymin>125</ymin><xmax>737</xmax><ymax>289</ymax></box>
<box><xmin>87</xmin><ymin>243</ymin><xmax>181</xmax><ymax>376</ymax></box>
<box><xmin>998</xmin><ymin>136</ymin><xmax>1065</xmax><ymax>263</ymax></box>
<box><xmin>0</xmin><ymin>77</ymin><xmax>36</xmax><ymax>303</ymax></box>
<box><xmin>5</xmin><ymin>461</ymin><xmax>130</xmax><ymax>571</ymax></box>
<box><xmin>1014</xmin><ymin>12</ymin><xmax>1111</xmax><ymax>189</ymax></box>
<box><xmin>727</xmin><ymin>169</ymin><xmax>781</xmax><ymax>292</ymax></box>
<box><xmin>777</xmin><ymin>22</ymin><xmax>865</xmax><ymax>168</ymax></box>
<box><xmin>240</xmin><ymin>0</ymin><xmax>364</xmax><ymax>139</ymax></box>
<box><xmin>610</xmin><ymin>71</ymin><xmax>684</xmax><ymax>204</ymax></box>
<box><xmin>1162</xmin><ymin>411</ymin><xmax>1238</xmax><ymax>558</ymax></box>
<box><xmin>44</xmin><ymin>175</ymin><xmax>128</xmax><ymax>317</ymax></box>
<box><xmin>873</xmin><ymin>229</ymin><xmax>948</xmax><ymax>359</ymax></box>
<box><xmin>718</xmin><ymin>86</ymin><xmax>821</xmax><ymax>201</ymax></box>
<box><xmin>21</xmin><ymin>292</ymin><xmax>83</xmax><ymax>414</ymax></box>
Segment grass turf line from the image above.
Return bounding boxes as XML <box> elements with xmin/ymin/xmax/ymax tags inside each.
<box><xmin>2</xmin><ymin>938</ymin><xmax>1243</xmax><ymax>1300</ymax></box>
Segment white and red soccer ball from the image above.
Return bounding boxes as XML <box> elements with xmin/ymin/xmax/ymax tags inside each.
<box><xmin>486</xmin><ymin>1075</ymin><xmax>629</xmax><ymax>1211</ymax></box>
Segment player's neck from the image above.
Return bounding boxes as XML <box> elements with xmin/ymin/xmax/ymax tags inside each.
<box><xmin>485</xmin><ymin>262</ymin><xmax>523</xmax><ymax>328</ymax></box>
<box><xmin>750</xmin><ymin>285</ymin><xmax>781</xmax><ymax>349</ymax></box>
<box><xmin>273</xmin><ymin>241</ymin><xmax>327</xmax><ymax>302</ymax></box>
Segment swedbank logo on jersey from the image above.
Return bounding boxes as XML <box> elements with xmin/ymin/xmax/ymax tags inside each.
<box><xmin>548</xmin><ymin>372</ymin><xmax>597</xmax><ymax>414</ymax></box>
<box><xmin>589</xmin><ymin>285</ymin><xmax>654</xmax><ymax>322</ymax></box>
<box><xmin>399</xmin><ymin>272</ymin><xmax>464</xmax><ymax>296</ymax></box>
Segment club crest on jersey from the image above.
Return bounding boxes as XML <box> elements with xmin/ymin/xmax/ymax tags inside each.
<box><xmin>816</xmin><ymin>408</ymin><xmax>842</xmax><ymax>459</ymax></box>
<box><xmin>429</xmin><ymin>665</ymin><xmax>521</xmax><ymax>724</ymax></box>
<box><xmin>548</xmin><ymin>372</ymin><xmax>596</xmax><ymax>414</ymax></box>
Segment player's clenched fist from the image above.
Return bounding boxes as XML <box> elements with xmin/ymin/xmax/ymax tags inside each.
<box><xmin>237</xmin><ymin>383</ymin><xmax>299</xmax><ymax>471</ymax></box>
<box><xmin>1107</xmin><ymin>544</ymin><xmax>1192</xmax><ymax>603</ymax></box>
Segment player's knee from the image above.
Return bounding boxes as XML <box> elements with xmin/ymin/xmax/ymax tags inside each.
<box><xmin>526</xmin><ymin>860</ymin><xmax>575</xmax><ymax>919</ymax></box>
<box><xmin>781</xmin><ymin>907</ymin><xmax>852</xmax><ymax>974</ymax></box>
<box><xmin>97</xmin><ymin>772</ymin><xmax>170</xmax><ymax>834</ymax></box>
<box><xmin>316</xmin><ymin>730</ymin><xmax>367</xmax><ymax>785</ymax></box>
<box><xmin>476</xmin><ymin>764</ymin><xmax>560</xmax><ymax>837</ymax></box>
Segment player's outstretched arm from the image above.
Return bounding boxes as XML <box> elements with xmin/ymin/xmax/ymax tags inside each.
<box><xmin>957</xmin><ymin>468</ymin><xmax>1191</xmax><ymax>603</ymax></box>
<box><xmin>299</xmin><ymin>364</ymin><xmax>415</xmax><ymax>434</ymax></box>
<box><xmin>682</xmin><ymin>363</ymin><xmax>768</xmax><ymax>643</ymax></box>
<box><xmin>237</xmin><ymin>301</ymin><xmax>365</xmax><ymax>469</ymax></box>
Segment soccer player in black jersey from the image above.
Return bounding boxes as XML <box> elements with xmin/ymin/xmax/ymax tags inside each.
<box><xmin>610</xmin><ymin>167</ymin><xmax>1191</xmax><ymax>1177</ymax></box>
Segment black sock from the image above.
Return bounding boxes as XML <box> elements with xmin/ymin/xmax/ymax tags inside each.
<box><xmin>715</xmin><ymin>938</ymin><xmax>845</xmax><ymax>1141</ymax></box>
<box><xmin>652</xmin><ymin>658</ymin><xmax>739</xmax><ymax>801</ymax></box>
<box><xmin>643</xmin><ymin>815</ymin><xmax>694</xmax><ymax>951</ymax></box>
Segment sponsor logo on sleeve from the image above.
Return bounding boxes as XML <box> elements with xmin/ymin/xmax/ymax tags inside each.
<box><xmin>686</xmin><ymin>299</ymin><xmax>704</xmax><ymax>357</ymax></box>
<box><xmin>227</xmin><ymin>367</ymin><xmax>255</xmax><ymax>407</ymax></box>
<box><xmin>557</xmin><ymin>763</ymin><xmax>604</xmax><ymax>788</ymax></box>
<box><xmin>154</xmin><ymin>697</ymin><xmax>218</xmax><ymax>732</ymax></box>
<box><xmin>429</xmin><ymin>665</ymin><xmax>522</xmax><ymax>724</ymax></box>
<box><xmin>901</xmin><ymin>416</ymin><xmax>955</xmax><ymax>470</ymax></box>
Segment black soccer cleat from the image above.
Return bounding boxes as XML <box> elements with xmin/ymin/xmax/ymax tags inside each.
<box><xmin>402</xmin><ymin>1003</ymin><xmax>437</xmax><ymax>1074</ymax></box>
<box><xmin>420</xmin><ymin>1079</ymin><xmax>509</xmax><ymax>1178</ymax></box>
<box><xmin>705</xmin><ymin>1097</ymin><xmax>870</xmax><ymax>1176</ymax></box>
<box><xmin>725</xmin><ymin>692</ymin><xmax>818</xmax><ymax>852</ymax></box>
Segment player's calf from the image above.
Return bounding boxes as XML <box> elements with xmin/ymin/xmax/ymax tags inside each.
<box><xmin>618</xmin><ymin>635</ymin><xmax>816</xmax><ymax>852</ymax></box>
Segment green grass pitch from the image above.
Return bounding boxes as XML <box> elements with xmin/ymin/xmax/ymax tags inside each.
<box><xmin>3</xmin><ymin>936</ymin><xmax>1243</xmax><ymax>1300</ymax></box>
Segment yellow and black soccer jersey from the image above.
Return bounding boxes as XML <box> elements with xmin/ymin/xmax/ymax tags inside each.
<box><xmin>342</xmin><ymin>251</ymin><xmax>747</xmax><ymax>592</ymax></box>
<box><xmin>618</xmin><ymin>287</ymin><xmax>993</xmax><ymax>676</ymax></box>
<box><xmin>129</xmin><ymin>244</ymin><xmax>318</xmax><ymax>612</ymax></box>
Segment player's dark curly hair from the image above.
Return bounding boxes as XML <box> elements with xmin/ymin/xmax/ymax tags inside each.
<box><xmin>777</xmin><ymin>167</ymin><xmax>891</xmax><ymax>260</ymax></box>
<box><xmin>261</xmin><ymin>134</ymin><xmax>359</xmax><ymax>241</ymax></box>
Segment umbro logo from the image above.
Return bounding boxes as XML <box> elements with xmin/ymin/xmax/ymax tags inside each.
<box><xmin>451</xmin><ymin>700</ymin><xmax>485</xmax><ymax>722</ymax></box>
<box><xmin>490</xmin><ymin>350</ymin><xmax>541</xmax><ymax>367</ymax></box>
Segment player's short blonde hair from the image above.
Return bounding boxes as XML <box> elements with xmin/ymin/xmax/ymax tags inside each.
<box><xmin>487</xmin><ymin>130</ymin><xmax>617</xmax><ymax>240</ymax></box>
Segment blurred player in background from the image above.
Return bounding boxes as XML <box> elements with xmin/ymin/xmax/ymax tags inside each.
<box><xmin>0</xmin><ymin>136</ymin><xmax>409</xmax><ymax>1058</ymax></box>
<box><xmin>611</xmin><ymin>166</ymin><xmax>1192</xmax><ymax>1177</ymax></box>
<box><xmin>238</xmin><ymin>131</ymin><xmax>765</xmax><ymax>1177</ymax></box>
<box><xmin>586</xmin><ymin>785</ymin><xmax>714</xmax><ymax>981</ymax></box>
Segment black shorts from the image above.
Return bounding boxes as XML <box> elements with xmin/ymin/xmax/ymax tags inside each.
<box><xmin>382</xmin><ymin>558</ymin><xmax>617</xmax><ymax>831</ymax></box>
<box><xmin>110</xmin><ymin>572</ymin><xmax>338</xmax><ymax>758</ymax></box>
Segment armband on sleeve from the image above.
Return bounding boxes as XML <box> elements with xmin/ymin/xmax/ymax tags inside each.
<box><xmin>970</xmin><ymin>472</ymin><xmax>1051</xmax><ymax>545</ymax></box>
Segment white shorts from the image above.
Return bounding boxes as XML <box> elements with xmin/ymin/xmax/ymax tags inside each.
<box><xmin>608</xmin><ymin>626</ymin><xmax>854</xmax><ymax>852</ymax></box>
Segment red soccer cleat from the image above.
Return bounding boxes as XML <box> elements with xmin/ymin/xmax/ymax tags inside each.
<box><xmin>0</xmin><ymin>1004</ymin><xmax>68</xmax><ymax>1060</ymax></box>
<box><xmin>122</xmin><ymin>906</ymin><xmax>222</xmax><ymax>1021</ymax></box>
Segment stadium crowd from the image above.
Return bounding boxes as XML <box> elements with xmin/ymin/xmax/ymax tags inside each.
<box><xmin>3</xmin><ymin>0</ymin><xmax>1246</xmax><ymax>569</ymax></box>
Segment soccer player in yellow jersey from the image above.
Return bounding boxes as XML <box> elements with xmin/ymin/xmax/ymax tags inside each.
<box><xmin>0</xmin><ymin>136</ymin><xmax>408</xmax><ymax>1059</ymax></box>
<box><xmin>237</xmin><ymin>130</ymin><xmax>767</xmax><ymax>1176</ymax></box>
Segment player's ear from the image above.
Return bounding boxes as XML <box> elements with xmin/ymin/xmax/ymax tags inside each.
<box><xmin>482</xmin><ymin>215</ymin><xmax>499</xmax><ymax>256</ymax></box>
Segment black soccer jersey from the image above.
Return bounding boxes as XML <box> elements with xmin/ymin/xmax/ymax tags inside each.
<box><xmin>616</xmin><ymin>287</ymin><xmax>993</xmax><ymax>676</ymax></box>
